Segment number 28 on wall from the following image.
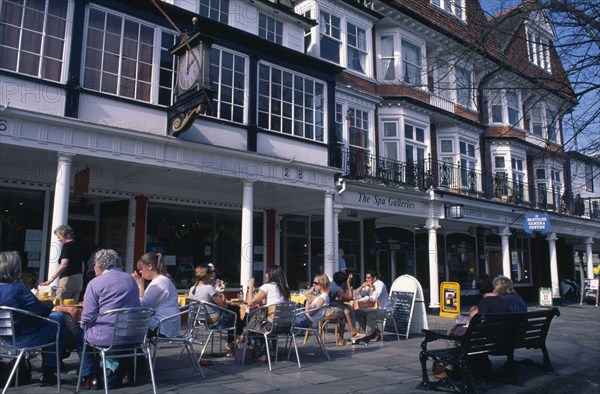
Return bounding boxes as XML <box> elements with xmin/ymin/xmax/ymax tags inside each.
<box><xmin>283</xmin><ymin>167</ymin><xmax>303</xmax><ymax>179</ymax></box>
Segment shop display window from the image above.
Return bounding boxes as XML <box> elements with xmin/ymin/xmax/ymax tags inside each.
<box><xmin>146</xmin><ymin>205</ymin><xmax>263</xmax><ymax>289</ymax></box>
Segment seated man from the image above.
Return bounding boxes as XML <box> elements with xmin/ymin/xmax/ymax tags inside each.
<box><xmin>354</xmin><ymin>271</ymin><xmax>391</xmax><ymax>342</ymax></box>
<box><xmin>325</xmin><ymin>271</ymin><xmax>363</xmax><ymax>345</ymax></box>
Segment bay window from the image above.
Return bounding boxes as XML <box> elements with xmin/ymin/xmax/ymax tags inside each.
<box><xmin>380</xmin><ymin>35</ymin><xmax>395</xmax><ymax>80</ymax></box>
<box><xmin>208</xmin><ymin>46</ymin><xmax>247</xmax><ymax>124</ymax></box>
<box><xmin>455</xmin><ymin>65</ymin><xmax>472</xmax><ymax>108</ymax></box>
<box><xmin>258</xmin><ymin>63</ymin><xmax>325</xmax><ymax>141</ymax></box>
<box><xmin>83</xmin><ymin>7</ymin><xmax>176</xmax><ymax>104</ymax></box>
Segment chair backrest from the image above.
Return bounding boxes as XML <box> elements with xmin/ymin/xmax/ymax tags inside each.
<box><xmin>268</xmin><ymin>302</ymin><xmax>297</xmax><ymax>335</ymax></box>
<box><xmin>0</xmin><ymin>307</ymin><xmax>17</xmax><ymax>347</ymax></box>
<box><xmin>103</xmin><ymin>307</ymin><xmax>154</xmax><ymax>347</ymax></box>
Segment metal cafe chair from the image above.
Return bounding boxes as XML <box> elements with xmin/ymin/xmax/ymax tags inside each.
<box><xmin>75</xmin><ymin>307</ymin><xmax>156</xmax><ymax>394</ymax></box>
<box><xmin>289</xmin><ymin>305</ymin><xmax>330</xmax><ymax>366</ymax></box>
<box><xmin>150</xmin><ymin>303</ymin><xmax>206</xmax><ymax>378</ymax></box>
<box><xmin>242</xmin><ymin>302</ymin><xmax>299</xmax><ymax>371</ymax></box>
<box><xmin>0</xmin><ymin>306</ymin><xmax>62</xmax><ymax>393</ymax></box>
<box><xmin>376</xmin><ymin>299</ymin><xmax>401</xmax><ymax>342</ymax></box>
<box><xmin>194</xmin><ymin>300</ymin><xmax>237</xmax><ymax>369</ymax></box>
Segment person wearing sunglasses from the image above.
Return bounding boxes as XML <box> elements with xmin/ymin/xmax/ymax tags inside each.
<box><xmin>294</xmin><ymin>273</ymin><xmax>330</xmax><ymax>330</ymax></box>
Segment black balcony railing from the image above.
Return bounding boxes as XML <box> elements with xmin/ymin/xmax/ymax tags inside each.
<box><xmin>328</xmin><ymin>144</ymin><xmax>599</xmax><ymax>220</ymax></box>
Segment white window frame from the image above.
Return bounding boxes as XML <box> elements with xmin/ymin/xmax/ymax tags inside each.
<box><xmin>0</xmin><ymin>0</ymin><xmax>72</xmax><ymax>83</ymax></box>
<box><xmin>401</xmin><ymin>38</ymin><xmax>423</xmax><ymax>87</ymax></box>
<box><xmin>379</xmin><ymin>34</ymin><xmax>396</xmax><ymax>81</ymax></box>
<box><xmin>459</xmin><ymin>140</ymin><xmax>477</xmax><ymax>189</ymax></box>
<box><xmin>259</xmin><ymin>13</ymin><xmax>283</xmax><ymax>44</ymax></box>
<box><xmin>82</xmin><ymin>6</ymin><xmax>176</xmax><ymax>105</ymax></box>
<box><xmin>488</xmin><ymin>89</ymin><xmax>522</xmax><ymax>128</ymax></box>
<box><xmin>585</xmin><ymin>163</ymin><xmax>595</xmax><ymax>192</ymax></box>
<box><xmin>315</xmin><ymin>9</ymin><xmax>372</xmax><ymax>77</ymax></box>
<box><xmin>208</xmin><ymin>45</ymin><xmax>248</xmax><ymax>124</ymax></box>
<box><xmin>257</xmin><ymin>61</ymin><xmax>326</xmax><ymax>142</ymax></box>
<box><xmin>455</xmin><ymin>64</ymin><xmax>473</xmax><ymax>108</ymax></box>
<box><xmin>511</xmin><ymin>156</ymin><xmax>526</xmax><ymax>199</ymax></box>
<box><xmin>199</xmin><ymin>0</ymin><xmax>229</xmax><ymax>23</ymax></box>
<box><xmin>346</xmin><ymin>22</ymin><xmax>367</xmax><ymax>74</ymax></box>
<box><xmin>431</xmin><ymin>0</ymin><xmax>466</xmax><ymax>21</ymax></box>
<box><xmin>319</xmin><ymin>10</ymin><xmax>341</xmax><ymax>64</ymax></box>
<box><xmin>381</xmin><ymin>121</ymin><xmax>399</xmax><ymax>161</ymax></box>
<box><xmin>526</xmin><ymin>27</ymin><xmax>551</xmax><ymax>72</ymax></box>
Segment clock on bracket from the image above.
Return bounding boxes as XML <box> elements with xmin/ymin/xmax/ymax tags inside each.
<box><xmin>178</xmin><ymin>46</ymin><xmax>202</xmax><ymax>91</ymax></box>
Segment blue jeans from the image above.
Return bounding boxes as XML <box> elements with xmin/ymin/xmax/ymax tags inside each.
<box><xmin>75</xmin><ymin>330</ymin><xmax>136</xmax><ymax>377</ymax></box>
<box><xmin>15</xmin><ymin>311</ymin><xmax>69</xmax><ymax>367</ymax></box>
<box><xmin>209</xmin><ymin>312</ymin><xmax>236</xmax><ymax>343</ymax></box>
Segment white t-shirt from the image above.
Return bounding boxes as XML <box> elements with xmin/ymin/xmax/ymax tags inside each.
<box><xmin>259</xmin><ymin>282</ymin><xmax>286</xmax><ymax>306</ymax></box>
<box><xmin>306</xmin><ymin>292</ymin><xmax>330</xmax><ymax>325</ymax></box>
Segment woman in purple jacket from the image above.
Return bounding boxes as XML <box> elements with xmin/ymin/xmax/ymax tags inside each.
<box><xmin>77</xmin><ymin>249</ymin><xmax>140</xmax><ymax>389</ymax></box>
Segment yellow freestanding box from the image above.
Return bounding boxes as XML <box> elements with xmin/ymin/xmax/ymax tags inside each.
<box><xmin>440</xmin><ymin>282</ymin><xmax>460</xmax><ymax>318</ymax></box>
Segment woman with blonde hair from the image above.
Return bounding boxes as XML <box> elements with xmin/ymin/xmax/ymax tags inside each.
<box><xmin>493</xmin><ymin>275</ymin><xmax>527</xmax><ymax>313</ymax></box>
<box><xmin>132</xmin><ymin>252</ymin><xmax>180</xmax><ymax>337</ymax></box>
<box><xmin>294</xmin><ymin>273</ymin><xmax>330</xmax><ymax>329</ymax></box>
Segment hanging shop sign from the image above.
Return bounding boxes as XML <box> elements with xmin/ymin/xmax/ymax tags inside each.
<box><xmin>524</xmin><ymin>213</ymin><xmax>551</xmax><ymax>234</ymax></box>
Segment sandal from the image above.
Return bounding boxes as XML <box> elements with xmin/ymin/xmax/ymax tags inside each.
<box><xmin>336</xmin><ymin>338</ymin><xmax>347</xmax><ymax>346</ymax></box>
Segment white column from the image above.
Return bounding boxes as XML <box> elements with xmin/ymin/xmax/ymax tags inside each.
<box><xmin>500</xmin><ymin>227</ymin><xmax>511</xmax><ymax>277</ymax></box>
<box><xmin>547</xmin><ymin>232</ymin><xmax>560</xmax><ymax>298</ymax></box>
<box><xmin>240</xmin><ymin>180</ymin><xmax>254</xmax><ymax>297</ymax></box>
<box><xmin>48</xmin><ymin>153</ymin><xmax>74</xmax><ymax>282</ymax></box>
<box><xmin>125</xmin><ymin>196</ymin><xmax>137</xmax><ymax>273</ymax></box>
<box><xmin>333</xmin><ymin>205</ymin><xmax>342</xmax><ymax>270</ymax></box>
<box><xmin>426</xmin><ymin>219</ymin><xmax>440</xmax><ymax>309</ymax></box>
<box><xmin>323</xmin><ymin>191</ymin><xmax>335</xmax><ymax>279</ymax></box>
<box><xmin>584</xmin><ymin>237</ymin><xmax>594</xmax><ymax>279</ymax></box>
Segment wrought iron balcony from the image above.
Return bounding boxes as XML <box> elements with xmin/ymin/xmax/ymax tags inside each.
<box><xmin>328</xmin><ymin>144</ymin><xmax>598</xmax><ymax>220</ymax></box>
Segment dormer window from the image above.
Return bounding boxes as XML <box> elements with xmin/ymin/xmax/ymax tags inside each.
<box><xmin>527</xmin><ymin>28</ymin><xmax>551</xmax><ymax>72</ymax></box>
<box><xmin>431</xmin><ymin>0</ymin><xmax>465</xmax><ymax>21</ymax></box>
<box><xmin>488</xmin><ymin>89</ymin><xmax>522</xmax><ymax>128</ymax></box>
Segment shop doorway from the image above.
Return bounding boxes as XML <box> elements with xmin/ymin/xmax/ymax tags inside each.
<box><xmin>374</xmin><ymin>227</ymin><xmax>415</xmax><ymax>287</ymax></box>
<box><xmin>487</xmin><ymin>247</ymin><xmax>503</xmax><ymax>279</ymax></box>
<box><xmin>282</xmin><ymin>216</ymin><xmax>309</xmax><ymax>290</ymax></box>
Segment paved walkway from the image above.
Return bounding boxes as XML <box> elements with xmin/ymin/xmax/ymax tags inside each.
<box><xmin>6</xmin><ymin>303</ymin><xmax>600</xmax><ymax>393</ymax></box>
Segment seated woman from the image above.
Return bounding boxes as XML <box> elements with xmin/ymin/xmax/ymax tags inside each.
<box><xmin>77</xmin><ymin>249</ymin><xmax>141</xmax><ymax>389</ymax></box>
<box><xmin>0</xmin><ymin>251</ymin><xmax>70</xmax><ymax>386</ymax></box>
<box><xmin>325</xmin><ymin>271</ymin><xmax>363</xmax><ymax>345</ymax></box>
<box><xmin>133</xmin><ymin>253</ymin><xmax>180</xmax><ymax>337</ymax></box>
<box><xmin>243</xmin><ymin>265</ymin><xmax>290</xmax><ymax>360</ymax></box>
<box><xmin>294</xmin><ymin>273</ymin><xmax>330</xmax><ymax>330</ymax></box>
<box><xmin>493</xmin><ymin>275</ymin><xmax>527</xmax><ymax>313</ymax></box>
<box><xmin>189</xmin><ymin>264</ymin><xmax>236</xmax><ymax>345</ymax></box>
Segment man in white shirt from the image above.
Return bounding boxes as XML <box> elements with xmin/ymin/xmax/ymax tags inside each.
<box><xmin>354</xmin><ymin>271</ymin><xmax>391</xmax><ymax>342</ymax></box>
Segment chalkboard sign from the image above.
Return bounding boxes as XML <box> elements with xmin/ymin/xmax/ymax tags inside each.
<box><xmin>385</xmin><ymin>290</ymin><xmax>415</xmax><ymax>339</ymax></box>
<box><xmin>582</xmin><ymin>279</ymin><xmax>599</xmax><ymax>306</ymax></box>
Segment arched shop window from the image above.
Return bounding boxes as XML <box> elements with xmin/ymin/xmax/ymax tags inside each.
<box><xmin>446</xmin><ymin>233</ymin><xmax>476</xmax><ymax>289</ymax></box>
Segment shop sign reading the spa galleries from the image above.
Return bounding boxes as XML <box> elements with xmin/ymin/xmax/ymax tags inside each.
<box><xmin>356</xmin><ymin>192</ymin><xmax>416</xmax><ymax>210</ymax></box>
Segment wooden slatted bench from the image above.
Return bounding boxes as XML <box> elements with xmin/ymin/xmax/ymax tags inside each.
<box><xmin>416</xmin><ymin>308</ymin><xmax>560</xmax><ymax>393</ymax></box>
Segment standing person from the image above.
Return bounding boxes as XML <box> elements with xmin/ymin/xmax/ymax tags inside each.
<box><xmin>493</xmin><ymin>275</ymin><xmax>527</xmax><ymax>313</ymax></box>
<box><xmin>40</xmin><ymin>224</ymin><xmax>86</xmax><ymax>302</ymax></box>
<box><xmin>132</xmin><ymin>253</ymin><xmax>180</xmax><ymax>337</ymax></box>
<box><xmin>354</xmin><ymin>271</ymin><xmax>391</xmax><ymax>342</ymax></box>
<box><xmin>338</xmin><ymin>249</ymin><xmax>347</xmax><ymax>271</ymax></box>
<box><xmin>77</xmin><ymin>249</ymin><xmax>141</xmax><ymax>389</ymax></box>
<box><xmin>0</xmin><ymin>251</ymin><xmax>70</xmax><ymax>386</ymax></box>
<box><xmin>294</xmin><ymin>273</ymin><xmax>330</xmax><ymax>329</ymax></box>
